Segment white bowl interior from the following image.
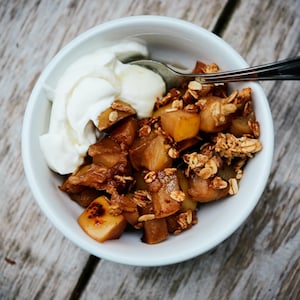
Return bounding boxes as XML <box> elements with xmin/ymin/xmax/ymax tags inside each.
<box><xmin>22</xmin><ymin>16</ymin><xmax>274</xmax><ymax>266</ymax></box>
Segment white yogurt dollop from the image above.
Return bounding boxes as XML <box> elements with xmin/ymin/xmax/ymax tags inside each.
<box><xmin>40</xmin><ymin>41</ymin><xmax>165</xmax><ymax>175</ymax></box>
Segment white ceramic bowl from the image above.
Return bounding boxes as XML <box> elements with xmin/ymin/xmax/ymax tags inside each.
<box><xmin>22</xmin><ymin>16</ymin><xmax>274</xmax><ymax>266</ymax></box>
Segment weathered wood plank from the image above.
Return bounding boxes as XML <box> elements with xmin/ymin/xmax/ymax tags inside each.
<box><xmin>0</xmin><ymin>1</ymin><xmax>228</xmax><ymax>300</ymax></box>
<box><xmin>81</xmin><ymin>1</ymin><xmax>300</xmax><ymax>300</ymax></box>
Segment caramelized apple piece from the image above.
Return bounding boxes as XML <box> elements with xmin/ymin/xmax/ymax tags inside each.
<box><xmin>199</xmin><ymin>96</ymin><xmax>236</xmax><ymax>133</ymax></box>
<box><xmin>230</xmin><ymin>116</ymin><xmax>252</xmax><ymax>137</ymax></box>
<box><xmin>142</xmin><ymin>218</ymin><xmax>169</xmax><ymax>244</ymax></box>
<box><xmin>142</xmin><ymin>135</ymin><xmax>172</xmax><ymax>171</ymax></box>
<box><xmin>78</xmin><ymin>196</ymin><xmax>127</xmax><ymax>242</ymax></box>
<box><xmin>129</xmin><ymin>132</ymin><xmax>172</xmax><ymax>171</ymax></box>
<box><xmin>147</xmin><ymin>169</ymin><xmax>181</xmax><ymax>218</ymax></box>
<box><xmin>61</xmin><ymin>164</ymin><xmax>108</xmax><ymax>191</ymax></box>
<box><xmin>109</xmin><ymin>117</ymin><xmax>138</xmax><ymax>147</ymax></box>
<box><xmin>97</xmin><ymin>100</ymin><xmax>136</xmax><ymax>131</ymax></box>
<box><xmin>160</xmin><ymin>110</ymin><xmax>201</xmax><ymax>142</ymax></box>
<box><xmin>88</xmin><ymin>137</ymin><xmax>123</xmax><ymax>168</ymax></box>
<box><xmin>140</xmin><ymin>202</ymin><xmax>169</xmax><ymax>244</ymax></box>
<box><xmin>188</xmin><ymin>174</ymin><xmax>229</xmax><ymax>202</ymax></box>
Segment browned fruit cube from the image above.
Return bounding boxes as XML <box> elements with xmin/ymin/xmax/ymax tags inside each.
<box><xmin>142</xmin><ymin>218</ymin><xmax>169</xmax><ymax>244</ymax></box>
<box><xmin>230</xmin><ymin>116</ymin><xmax>252</xmax><ymax>137</ymax></box>
<box><xmin>129</xmin><ymin>133</ymin><xmax>172</xmax><ymax>171</ymax></box>
<box><xmin>88</xmin><ymin>137</ymin><xmax>123</xmax><ymax>168</ymax></box>
<box><xmin>97</xmin><ymin>100</ymin><xmax>136</xmax><ymax>131</ymax></box>
<box><xmin>199</xmin><ymin>96</ymin><xmax>238</xmax><ymax>133</ymax></box>
<box><xmin>110</xmin><ymin>117</ymin><xmax>138</xmax><ymax>147</ymax></box>
<box><xmin>147</xmin><ymin>170</ymin><xmax>181</xmax><ymax>218</ymax></box>
<box><xmin>142</xmin><ymin>135</ymin><xmax>172</xmax><ymax>171</ymax></box>
<box><xmin>187</xmin><ymin>174</ymin><xmax>229</xmax><ymax>202</ymax></box>
<box><xmin>78</xmin><ymin>196</ymin><xmax>127</xmax><ymax>242</ymax></box>
<box><xmin>160</xmin><ymin>110</ymin><xmax>201</xmax><ymax>142</ymax></box>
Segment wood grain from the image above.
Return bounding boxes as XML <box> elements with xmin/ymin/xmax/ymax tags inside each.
<box><xmin>0</xmin><ymin>0</ymin><xmax>299</xmax><ymax>299</ymax></box>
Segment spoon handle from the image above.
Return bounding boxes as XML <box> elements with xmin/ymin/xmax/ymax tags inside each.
<box><xmin>195</xmin><ymin>57</ymin><xmax>300</xmax><ymax>83</ymax></box>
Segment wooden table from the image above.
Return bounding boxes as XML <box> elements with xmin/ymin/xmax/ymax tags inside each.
<box><xmin>1</xmin><ymin>1</ymin><xmax>299</xmax><ymax>299</ymax></box>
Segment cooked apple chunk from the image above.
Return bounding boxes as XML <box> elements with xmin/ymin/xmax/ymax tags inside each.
<box><xmin>78</xmin><ymin>196</ymin><xmax>127</xmax><ymax>242</ymax></box>
<box><xmin>97</xmin><ymin>100</ymin><xmax>136</xmax><ymax>131</ymax></box>
<box><xmin>147</xmin><ymin>169</ymin><xmax>181</xmax><ymax>218</ymax></box>
<box><xmin>109</xmin><ymin>117</ymin><xmax>138</xmax><ymax>147</ymax></box>
<box><xmin>187</xmin><ymin>174</ymin><xmax>229</xmax><ymax>203</ymax></box>
<box><xmin>198</xmin><ymin>96</ymin><xmax>237</xmax><ymax>133</ymax></box>
<box><xmin>142</xmin><ymin>218</ymin><xmax>169</xmax><ymax>244</ymax></box>
<box><xmin>160</xmin><ymin>110</ymin><xmax>201</xmax><ymax>142</ymax></box>
<box><xmin>129</xmin><ymin>132</ymin><xmax>172</xmax><ymax>171</ymax></box>
<box><xmin>88</xmin><ymin>137</ymin><xmax>124</xmax><ymax>168</ymax></box>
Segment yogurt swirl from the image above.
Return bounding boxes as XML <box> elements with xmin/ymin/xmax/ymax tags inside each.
<box><xmin>40</xmin><ymin>41</ymin><xmax>165</xmax><ymax>174</ymax></box>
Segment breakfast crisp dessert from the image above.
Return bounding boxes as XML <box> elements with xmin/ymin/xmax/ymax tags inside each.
<box><xmin>56</xmin><ymin>59</ymin><xmax>262</xmax><ymax>244</ymax></box>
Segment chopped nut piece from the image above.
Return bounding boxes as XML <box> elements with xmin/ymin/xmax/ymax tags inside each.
<box><xmin>229</xmin><ymin>178</ymin><xmax>239</xmax><ymax>195</ymax></box>
<box><xmin>139</xmin><ymin>125</ymin><xmax>152</xmax><ymax>137</ymax></box>
<box><xmin>205</xmin><ymin>158</ymin><xmax>218</xmax><ymax>175</ymax></box>
<box><xmin>177</xmin><ymin>209</ymin><xmax>193</xmax><ymax>230</ymax></box>
<box><xmin>188</xmin><ymin>80</ymin><xmax>202</xmax><ymax>90</ymax></box>
<box><xmin>109</xmin><ymin>204</ymin><xmax>123</xmax><ymax>216</ymax></box>
<box><xmin>170</xmin><ymin>190</ymin><xmax>185</xmax><ymax>202</ymax></box>
<box><xmin>212</xmin><ymin>176</ymin><xmax>228</xmax><ymax>189</ymax></box>
<box><xmin>144</xmin><ymin>171</ymin><xmax>157</xmax><ymax>183</ymax></box>
<box><xmin>114</xmin><ymin>175</ymin><xmax>134</xmax><ymax>184</ymax></box>
<box><xmin>168</xmin><ymin>147</ymin><xmax>179</xmax><ymax>159</ymax></box>
<box><xmin>183</xmin><ymin>152</ymin><xmax>209</xmax><ymax>169</ymax></box>
<box><xmin>197</xmin><ymin>167</ymin><xmax>213</xmax><ymax>179</ymax></box>
<box><xmin>205</xmin><ymin>63</ymin><xmax>219</xmax><ymax>74</ymax></box>
<box><xmin>248</xmin><ymin>119</ymin><xmax>260</xmax><ymax>138</ymax></box>
<box><xmin>215</xmin><ymin>133</ymin><xmax>262</xmax><ymax>161</ymax></box>
<box><xmin>186</xmin><ymin>209</ymin><xmax>193</xmax><ymax>225</ymax></box>
<box><xmin>111</xmin><ymin>100</ymin><xmax>136</xmax><ymax>113</ymax></box>
<box><xmin>164</xmin><ymin>168</ymin><xmax>177</xmax><ymax>176</ymax></box>
<box><xmin>236</xmin><ymin>169</ymin><xmax>243</xmax><ymax>180</ymax></box>
<box><xmin>156</xmin><ymin>88</ymin><xmax>181</xmax><ymax>107</ymax></box>
<box><xmin>138</xmin><ymin>214</ymin><xmax>156</xmax><ymax>222</ymax></box>
<box><xmin>188</xmin><ymin>82</ymin><xmax>214</xmax><ymax>99</ymax></box>
<box><xmin>108</xmin><ymin>110</ymin><xmax>119</xmax><ymax>122</ymax></box>
<box><xmin>132</xmin><ymin>190</ymin><xmax>152</xmax><ymax>207</ymax></box>
<box><xmin>172</xmin><ymin>99</ymin><xmax>183</xmax><ymax>110</ymax></box>
<box><xmin>165</xmin><ymin>107</ymin><xmax>179</xmax><ymax>113</ymax></box>
<box><xmin>226</xmin><ymin>90</ymin><xmax>238</xmax><ymax>103</ymax></box>
<box><xmin>134</xmin><ymin>223</ymin><xmax>143</xmax><ymax>229</ymax></box>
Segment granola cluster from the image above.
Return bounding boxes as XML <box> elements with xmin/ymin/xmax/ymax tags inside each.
<box><xmin>60</xmin><ymin>60</ymin><xmax>262</xmax><ymax>244</ymax></box>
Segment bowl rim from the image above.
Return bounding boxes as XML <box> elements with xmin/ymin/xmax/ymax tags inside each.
<box><xmin>22</xmin><ymin>15</ymin><xmax>274</xmax><ymax>266</ymax></box>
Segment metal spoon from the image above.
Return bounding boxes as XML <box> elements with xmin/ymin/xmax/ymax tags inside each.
<box><xmin>130</xmin><ymin>57</ymin><xmax>300</xmax><ymax>89</ymax></box>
